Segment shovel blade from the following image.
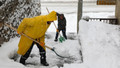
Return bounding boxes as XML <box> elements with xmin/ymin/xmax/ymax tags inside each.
<box><xmin>59</xmin><ymin>36</ymin><xmax>65</xmax><ymax>43</ymax></box>
<box><xmin>59</xmin><ymin>37</ymin><xmax>63</xmax><ymax>43</ymax></box>
<box><xmin>61</xmin><ymin>37</ymin><xmax>65</xmax><ymax>41</ymax></box>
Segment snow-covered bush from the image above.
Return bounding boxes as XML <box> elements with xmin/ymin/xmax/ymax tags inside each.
<box><xmin>0</xmin><ymin>0</ymin><xmax>41</xmax><ymax>42</ymax></box>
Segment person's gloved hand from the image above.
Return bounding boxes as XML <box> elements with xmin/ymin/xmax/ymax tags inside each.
<box><xmin>40</xmin><ymin>42</ymin><xmax>45</xmax><ymax>47</ymax></box>
<box><xmin>17</xmin><ymin>31</ymin><xmax>22</xmax><ymax>35</ymax></box>
<box><xmin>56</xmin><ymin>29</ymin><xmax>59</xmax><ymax>32</ymax></box>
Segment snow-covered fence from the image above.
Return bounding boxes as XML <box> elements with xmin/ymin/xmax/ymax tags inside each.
<box><xmin>0</xmin><ymin>0</ymin><xmax>41</xmax><ymax>45</ymax></box>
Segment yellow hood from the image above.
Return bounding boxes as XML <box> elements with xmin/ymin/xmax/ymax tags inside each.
<box><xmin>46</xmin><ymin>11</ymin><xmax>57</xmax><ymax>21</ymax></box>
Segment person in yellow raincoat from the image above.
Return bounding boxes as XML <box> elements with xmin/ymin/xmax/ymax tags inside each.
<box><xmin>17</xmin><ymin>11</ymin><xmax>57</xmax><ymax>66</ymax></box>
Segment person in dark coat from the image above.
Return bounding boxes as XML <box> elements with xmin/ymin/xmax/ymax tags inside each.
<box><xmin>54</xmin><ymin>13</ymin><xmax>67</xmax><ymax>42</ymax></box>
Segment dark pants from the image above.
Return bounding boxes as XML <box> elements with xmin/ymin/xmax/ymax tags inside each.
<box><xmin>55</xmin><ymin>29</ymin><xmax>67</xmax><ymax>40</ymax></box>
<box><xmin>20</xmin><ymin>41</ymin><xmax>46</xmax><ymax>64</ymax></box>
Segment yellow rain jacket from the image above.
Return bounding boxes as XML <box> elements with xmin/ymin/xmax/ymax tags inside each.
<box><xmin>17</xmin><ymin>11</ymin><xmax>57</xmax><ymax>55</ymax></box>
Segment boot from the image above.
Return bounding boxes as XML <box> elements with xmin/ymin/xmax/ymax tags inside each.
<box><xmin>41</xmin><ymin>57</ymin><xmax>49</xmax><ymax>66</ymax></box>
<box><xmin>54</xmin><ymin>39</ymin><xmax>58</xmax><ymax>42</ymax></box>
<box><xmin>20</xmin><ymin>56</ymin><xmax>26</xmax><ymax>65</ymax></box>
<box><xmin>40</xmin><ymin>52</ymin><xmax>49</xmax><ymax>66</ymax></box>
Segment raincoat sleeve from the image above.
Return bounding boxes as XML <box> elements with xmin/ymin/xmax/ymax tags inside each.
<box><xmin>40</xmin><ymin>35</ymin><xmax>45</xmax><ymax>43</ymax></box>
<box><xmin>57</xmin><ymin>12</ymin><xmax>60</xmax><ymax>16</ymax></box>
<box><xmin>17</xmin><ymin>18</ymin><xmax>33</xmax><ymax>33</ymax></box>
<box><xmin>40</xmin><ymin>35</ymin><xmax>45</xmax><ymax>50</ymax></box>
<box><xmin>38</xmin><ymin>35</ymin><xmax>45</xmax><ymax>50</ymax></box>
<box><xmin>37</xmin><ymin>35</ymin><xmax>45</xmax><ymax>43</ymax></box>
<box><xmin>37</xmin><ymin>35</ymin><xmax>45</xmax><ymax>49</ymax></box>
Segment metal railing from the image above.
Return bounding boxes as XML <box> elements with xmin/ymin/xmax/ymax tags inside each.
<box><xmin>84</xmin><ymin>18</ymin><xmax>118</xmax><ymax>24</ymax></box>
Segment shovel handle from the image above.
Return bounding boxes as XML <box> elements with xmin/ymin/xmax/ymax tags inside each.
<box><xmin>46</xmin><ymin>7</ymin><xmax>57</xmax><ymax>29</ymax></box>
<box><xmin>4</xmin><ymin>23</ymin><xmax>17</xmax><ymax>31</ymax></box>
<box><xmin>4</xmin><ymin>23</ymin><xmax>53</xmax><ymax>50</ymax></box>
<box><xmin>4</xmin><ymin>23</ymin><xmax>68</xmax><ymax>58</ymax></box>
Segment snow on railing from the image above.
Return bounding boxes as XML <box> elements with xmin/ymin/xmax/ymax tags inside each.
<box><xmin>83</xmin><ymin>18</ymin><xmax>118</xmax><ymax>25</ymax></box>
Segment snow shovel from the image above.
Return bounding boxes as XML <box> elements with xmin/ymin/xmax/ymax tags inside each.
<box><xmin>4</xmin><ymin>23</ymin><xmax>69</xmax><ymax>58</ymax></box>
<box><xmin>57</xmin><ymin>30</ymin><xmax>65</xmax><ymax>43</ymax></box>
<box><xmin>59</xmin><ymin>36</ymin><xmax>65</xmax><ymax>43</ymax></box>
<box><xmin>46</xmin><ymin>7</ymin><xmax>66</xmax><ymax>43</ymax></box>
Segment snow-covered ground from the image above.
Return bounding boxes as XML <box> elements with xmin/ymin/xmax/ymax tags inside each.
<box><xmin>1</xmin><ymin>1</ymin><xmax>120</xmax><ymax>68</ymax></box>
<box><xmin>1</xmin><ymin>13</ymin><xmax>120</xmax><ymax>68</ymax></box>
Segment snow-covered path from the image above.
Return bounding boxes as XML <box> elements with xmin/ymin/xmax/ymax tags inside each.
<box><xmin>0</xmin><ymin>32</ymin><xmax>81</xmax><ymax>68</ymax></box>
<box><xmin>23</xmin><ymin>32</ymin><xmax>81</xmax><ymax>68</ymax></box>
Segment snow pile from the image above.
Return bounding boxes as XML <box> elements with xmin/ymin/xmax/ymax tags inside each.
<box><xmin>52</xmin><ymin>40</ymin><xmax>81</xmax><ymax>59</ymax></box>
<box><xmin>0</xmin><ymin>34</ymin><xmax>81</xmax><ymax>68</ymax></box>
<box><xmin>61</xmin><ymin>20</ymin><xmax>120</xmax><ymax>68</ymax></box>
<box><xmin>79</xmin><ymin>20</ymin><xmax>120</xmax><ymax>68</ymax></box>
<box><xmin>0</xmin><ymin>37</ymin><xmax>25</xmax><ymax>68</ymax></box>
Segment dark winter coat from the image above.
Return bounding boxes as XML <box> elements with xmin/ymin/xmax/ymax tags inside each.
<box><xmin>57</xmin><ymin>13</ymin><xmax>66</xmax><ymax>30</ymax></box>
